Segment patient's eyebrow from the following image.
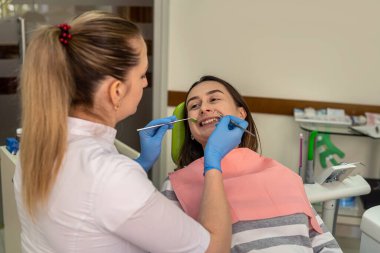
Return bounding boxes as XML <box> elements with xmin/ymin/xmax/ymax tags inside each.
<box><xmin>186</xmin><ymin>89</ymin><xmax>224</xmax><ymax>106</ymax></box>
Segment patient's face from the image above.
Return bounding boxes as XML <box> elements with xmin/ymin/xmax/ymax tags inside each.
<box><xmin>186</xmin><ymin>81</ymin><xmax>246</xmax><ymax>147</ymax></box>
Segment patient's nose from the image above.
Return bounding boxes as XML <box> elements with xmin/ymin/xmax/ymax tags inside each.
<box><xmin>200</xmin><ymin>105</ymin><xmax>212</xmax><ymax>114</ymax></box>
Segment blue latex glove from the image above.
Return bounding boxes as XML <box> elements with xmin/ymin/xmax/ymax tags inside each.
<box><xmin>204</xmin><ymin>115</ymin><xmax>248</xmax><ymax>174</ymax></box>
<box><xmin>135</xmin><ymin>115</ymin><xmax>177</xmax><ymax>172</ymax></box>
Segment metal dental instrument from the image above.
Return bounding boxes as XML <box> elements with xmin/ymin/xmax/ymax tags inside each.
<box><xmin>228</xmin><ymin>119</ymin><xmax>256</xmax><ymax>137</ymax></box>
<box><xmin>216</xmin><ymin>112</ymin><xmax>256</xmax><ymax>137</ymax></box>
<box><xmin>137</xmin><ymin>118</ymin><xmax>197</xmax><ymax>132</ymax></box>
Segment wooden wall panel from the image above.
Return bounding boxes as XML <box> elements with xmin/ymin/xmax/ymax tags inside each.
<box><xmin>168</xmin><ymin>91</ymin><xmax>380</xmax><ymax>116</ymax></box>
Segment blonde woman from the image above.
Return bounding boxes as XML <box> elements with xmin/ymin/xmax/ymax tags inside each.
<box><xmin>14</xmin><ymin>11</ymin><xmax>248</xmax><ymax>253</ymax></box>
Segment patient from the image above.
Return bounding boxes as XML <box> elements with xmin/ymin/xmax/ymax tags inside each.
<box><xmin>162</xmin><ymin>75</ymin><xmax>343</xmax><ymax>253</ymax></box>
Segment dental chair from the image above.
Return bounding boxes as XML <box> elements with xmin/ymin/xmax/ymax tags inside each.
<box><xmin>360</xmin><ymin>205</ymin><xmax>380</xmax><ymax>252</ymax></box>
<box><xmin>171</xmin><ymin>102</ymin><xmax>186</xmax><ymax>165</ymax></box>
<box><xmin>170</xmin><ymin>103</ymin><xmax>380</xmax><ymax>252</ymax></box>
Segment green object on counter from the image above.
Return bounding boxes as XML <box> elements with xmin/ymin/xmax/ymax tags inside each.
<box><xmin>305</xmin><ymin>130</ymin><xmax>319</xmax><ymax>184</ymax></box>
<box><xmin>307</xmin><ymin>131</ymin><xmax>319</xmax><ymax>161</ymax></box>
<box><xmin>316</xmin><ymin>133</ymin><xmax>345</xmax><ymax>168</ymax></box>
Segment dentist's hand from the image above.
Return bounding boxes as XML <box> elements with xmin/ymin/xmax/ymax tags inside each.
<box><xmin>135</xmin><ymin>115</ymin><xmax>176</xmax><ymax>172</ymax></box>
<box><xmin>204</xmin><ymin>115</ymin><xmax>248</xmax><ymax>174</ymax></box>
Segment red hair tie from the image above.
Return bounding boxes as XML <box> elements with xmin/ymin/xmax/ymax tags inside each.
<box><xmin>58</xmin><ymin>23</ymin><xmax>72</xmax><ymax>45</ymax></box>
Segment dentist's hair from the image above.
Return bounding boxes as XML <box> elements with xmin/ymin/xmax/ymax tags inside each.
<box><xmin>177</xmin><ymin>75</ymin><xmax>261</xmax><ymax>169</ymax></box>
<box><xmin>20</xmin><ymin>10</ymin><xmax>141</xmax><ymax>217</ymax></box>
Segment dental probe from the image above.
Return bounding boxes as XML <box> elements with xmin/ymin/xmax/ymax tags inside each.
<box><xmin>137</xmin><ymin>118</ymin><xmax>197</xmax><ymax>131</ymax></box>
<box><xmin>228</xmin><ymin>120</ymin><xmax>256</xmax><ymax>137</ymax></box>
<box><xmin>216</xmin><ymin>112</ymin><xmax>256</xmax><ymax>137</ymax></box>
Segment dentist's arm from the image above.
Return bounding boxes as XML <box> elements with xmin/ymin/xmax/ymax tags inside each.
<box><xmin>135</xmin><ymin>116</ymin><xmax>176</xmax><ymax>172</ymax></box>
<box><xmin>201</xmin><ymin>116</ymin><xmax>248</xmax><ymax>253</ymax></box>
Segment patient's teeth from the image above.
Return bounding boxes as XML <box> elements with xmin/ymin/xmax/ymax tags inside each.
<box><xmin>201</xmin><ymin>118</ymin><xmax>219</xmax><ymax>126</ymax></box>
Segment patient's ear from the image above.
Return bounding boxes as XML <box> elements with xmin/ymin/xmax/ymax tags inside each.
<box><xmin>238</xmin><ymin>107</ymin><xmax>247</xmax><ymax>119</ymax></box>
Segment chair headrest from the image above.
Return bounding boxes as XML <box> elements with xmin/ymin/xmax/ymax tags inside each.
<box><xmin>171</xmin><ymin>102</ymin><xmax>186</xmax><ymax>165</ymax></box>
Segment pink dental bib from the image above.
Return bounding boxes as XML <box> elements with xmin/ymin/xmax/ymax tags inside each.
<box><xmin>169</xmin><ymin>148</ymin><xmax>322</xmax><ymax>233</ymax></box>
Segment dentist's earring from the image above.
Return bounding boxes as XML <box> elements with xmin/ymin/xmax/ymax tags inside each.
<box><xmin>114</xmin><ymin>103</ymin><xmax>120</xmax><ymax>111</ymax></box>
<box><xmin>191</xmin><ymin>134</ymin><xmax>194</xmax><ymax>140</ymax></box>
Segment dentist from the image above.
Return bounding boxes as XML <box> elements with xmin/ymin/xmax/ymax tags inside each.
<box><xmin>14</xmin><ymin>11</ymin><xmax>247</xmax><ymax>253</ymax></box>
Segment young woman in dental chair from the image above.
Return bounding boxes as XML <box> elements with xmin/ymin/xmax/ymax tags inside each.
<box><xmin>162</xmin><ymin>75</ymin><xmax>343</xmax><ymax>253</ymax></box>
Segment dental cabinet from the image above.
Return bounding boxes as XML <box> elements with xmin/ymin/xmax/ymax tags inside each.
<box><xmin>304</xmin><ymin>175</ymin><xmax>370</xmax><ymax>234</ymax></box>
<box><xmin>0</xmin><ymin>146</ymin><xmax>21</xmax><ymax>253</ymax></box>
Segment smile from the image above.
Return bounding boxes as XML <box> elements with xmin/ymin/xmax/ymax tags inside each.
<box><xmin>199</xmin><ymin>117</ymin><xmax>220</xmax><ymax>127</ymax></box>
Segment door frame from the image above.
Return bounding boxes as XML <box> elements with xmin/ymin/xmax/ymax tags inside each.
<box><xmin>152</xmin><ymin>0</ymin><xmax>170</xmax><ymax>187</ymax></box>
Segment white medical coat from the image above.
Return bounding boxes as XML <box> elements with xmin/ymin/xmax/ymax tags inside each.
<box><xmin>14</xmin><ymin>117</ymin><xmax>210</xmax><ymax>253</ymax></box>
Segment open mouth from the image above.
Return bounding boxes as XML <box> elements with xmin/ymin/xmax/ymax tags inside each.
<box><xmin>199</xmin><ymin>116</ymin><xmax>221</xmax><ymax>127</ymax></box>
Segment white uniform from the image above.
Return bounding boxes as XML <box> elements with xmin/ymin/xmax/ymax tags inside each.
<box><xmin>14</xmin><ymin>117</ymin><xmax>210</xmax><ymax>253</ymax></box>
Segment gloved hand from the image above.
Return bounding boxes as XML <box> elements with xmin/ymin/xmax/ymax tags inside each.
<box><xmin>204</xmin><ymin>115</ymin><xmax>248</xmax><ymax>174</ymax></box>
<box><xmin>135</xmin><ymin>115</ymin><xmax>177</xmax><ymax>172</ymax></box>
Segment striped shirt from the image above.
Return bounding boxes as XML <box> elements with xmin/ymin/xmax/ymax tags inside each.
<box><xmin>161</xmin><ymin>179</ymin><xmax>343</xmax><ymax>253</ymax></box>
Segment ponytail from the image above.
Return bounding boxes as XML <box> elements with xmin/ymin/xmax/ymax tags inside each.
<box><xmin>20</xmin><ymin>26</ymin><xmax>74</xmax><ymax>217</ymax></box>
<box><xmin>20</xmin><ymin>10</ymin><xmax>142</xmax><ymax>217</ymax></box>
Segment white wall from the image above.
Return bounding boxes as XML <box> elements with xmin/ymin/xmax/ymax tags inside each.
<box><xmin>159</xmin><ymin>0</ymin><xmax>380</xmax><ymax>184</ymax></box>
<box><xmin>167</xmin><ymin>0</ymin><xmax>380</xmax><ymax>104</ymax></box>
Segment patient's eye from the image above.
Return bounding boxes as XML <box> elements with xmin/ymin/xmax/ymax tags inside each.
<box><xmin>209</xmin><ymin>97</ymin><xmax>220</xmax><ymax>103</ymax></box>
<box><xmin>189</xmin><ymin>103</ymin><xmax>200</xmax><ymax>110</ymax></box>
